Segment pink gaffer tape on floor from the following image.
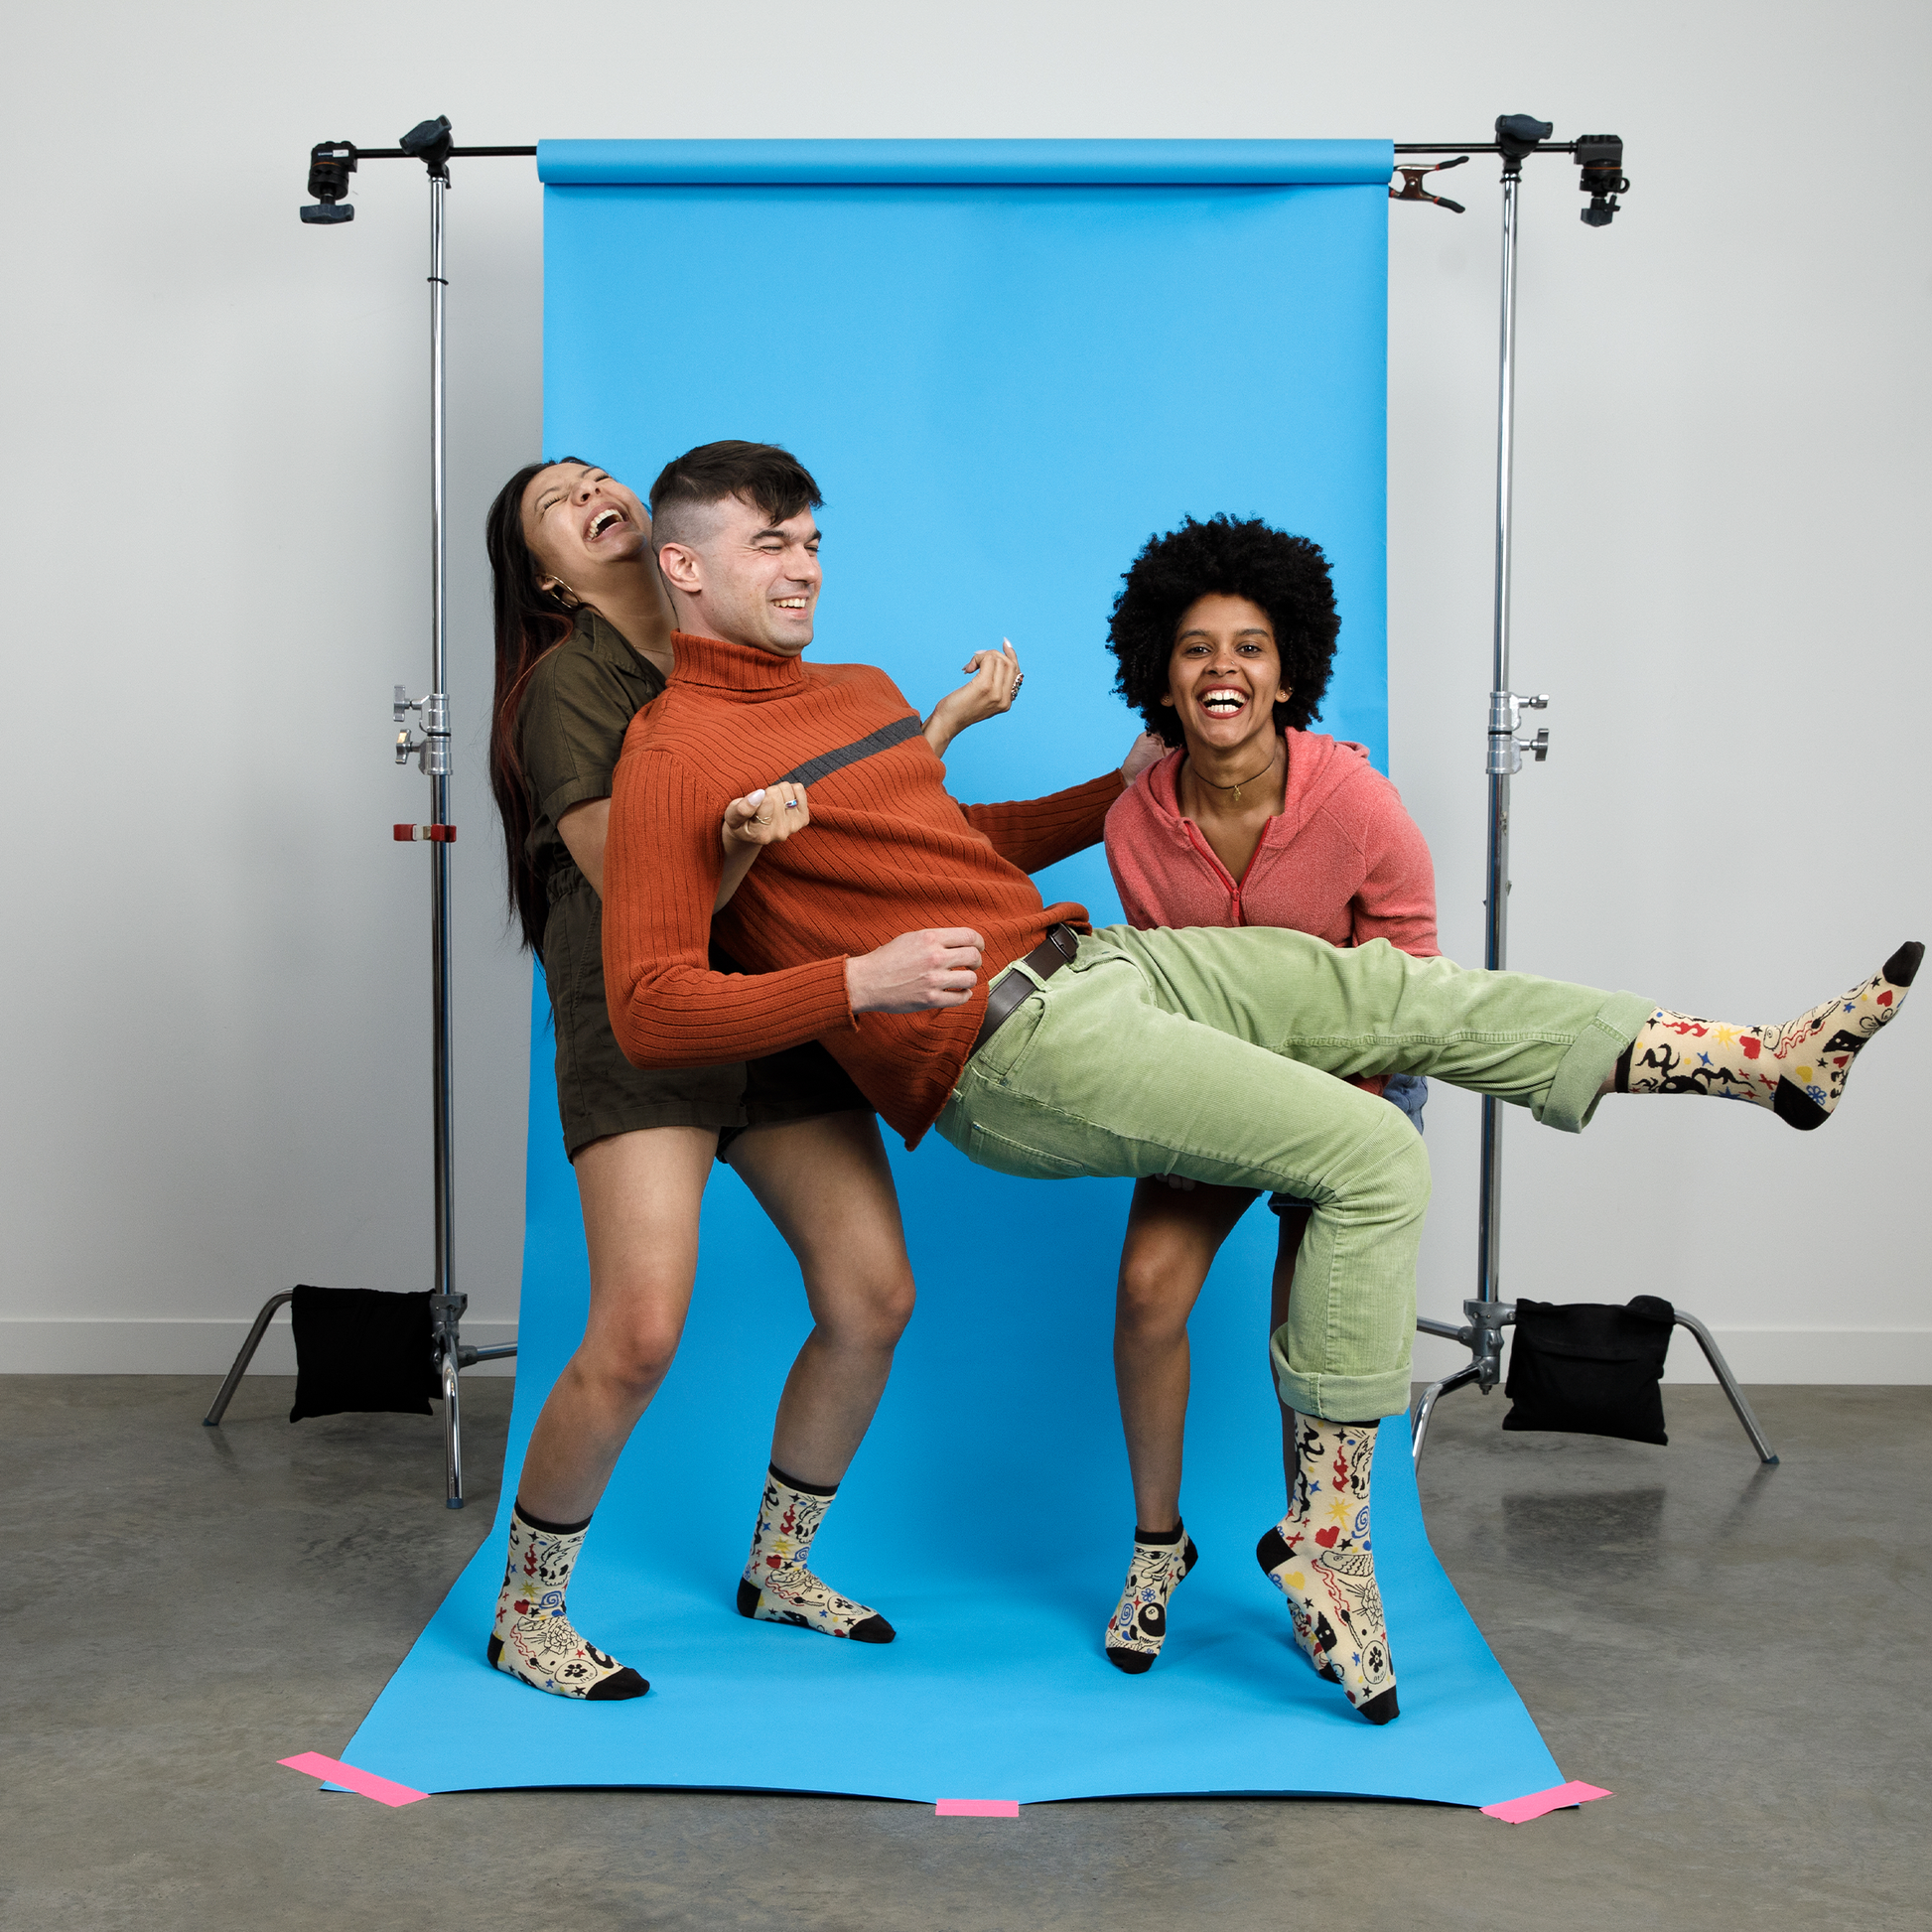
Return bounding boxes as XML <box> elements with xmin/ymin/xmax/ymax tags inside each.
<box><xmin>935</xmin><ymin>1799</ymin><xmax>1021</xmax><ymax>1818</ymax></box>
<box><xmin>1481</xmin><ymin>1780</ymin><xmax>1611</xmax><ymax>1824</ymax></box>
<box><xmin>280</xmin><ymin>1752</ymin><xmax>430</xmax><ymax>1808</ymax></box>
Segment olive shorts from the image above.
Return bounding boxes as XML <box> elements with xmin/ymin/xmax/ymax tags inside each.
<box><xmin>540</xmin><ymin>868</ymin><xmax>867</xmax><ymax>1160</ymax></box>
<box><xmin>936</xmin><ymin>925</ymin><xmax>1652</xmax><ymax>1423</ymax></box>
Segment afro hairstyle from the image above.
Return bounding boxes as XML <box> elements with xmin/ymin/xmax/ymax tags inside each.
<box><xmin>1106</xmin><ymin>514</ymin><xmax>1339</xmax><ymax>748</ymax></box>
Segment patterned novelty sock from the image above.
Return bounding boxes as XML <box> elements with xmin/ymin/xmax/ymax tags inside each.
<box><xmin>1256</xmin><ymin>1417</ymin><xmax>1398</xmax><ymax>1725</ymax></box>
<box><xmin>1104</xmin><ymin>1522</ymin><xmax>1200</xmax><ymax>1674</ymax></box>
<box><xmin>1617</xmin><ymin>941</ymin><xmax>1920</xmax><ymax>1130</ymax></box>
<box><xmin>487</xmin><ymin>1502</ymin><xmax>648</xmax><ymax>1701</ymax></box>
<box><xmin>737</xmin><ymin>1464</ymin><xmax>895</xmax><ymax>1642</ymax></box>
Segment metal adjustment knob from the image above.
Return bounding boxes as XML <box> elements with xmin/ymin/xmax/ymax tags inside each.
<box><xmin>1486</xmin><ymin>691</ymin><xmax>1552</xmax><ymax>775</ymax></box>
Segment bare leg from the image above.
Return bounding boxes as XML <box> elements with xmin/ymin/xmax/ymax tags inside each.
<box><xmin>726</xmin><ymin>1110</ymin><xmax>917</xmax><ymax>1489</ymax></box>
<box><xmin>517</xmin><ymin>1126</ymin><xmax>717</xmax><ymax>1526</ymax></box>
<box><xmin>1269</xmin><ymin>1204</ymin><xmax>1314</xmax><ymax>1508</ymax></box>
<box><xmin>1114</xmin><ymin>1179</ymin><xmax>1258</xmax><ymax>1532</ymax></box>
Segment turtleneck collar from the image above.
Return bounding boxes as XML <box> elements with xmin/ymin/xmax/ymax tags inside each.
<box><xmin>667</xmin><ymin>630</ymin><xmax>808</xmax><ymax>696</ymax></box>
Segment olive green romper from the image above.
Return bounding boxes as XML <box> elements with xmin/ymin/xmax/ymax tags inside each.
<box><xmin>518</xmin><ymin>608</ymin><xmax>868</xmax><ymax>1159</ymax></box>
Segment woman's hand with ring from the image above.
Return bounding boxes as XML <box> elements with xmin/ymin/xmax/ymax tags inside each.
<box><xmin>722</xmin><ymin>781</ymin><xmax>811</xmax><ymax>851</ymax></box>
<box><xmin>921</xmin><ymin>637</ymin><xmax>1023</xmax><ymax>758</ymax></box>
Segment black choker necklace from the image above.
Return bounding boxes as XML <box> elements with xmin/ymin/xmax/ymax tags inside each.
<box><xmin>1189</xmin><ymin>743</ymin><xmax>1279</xmax><ymax>806</ymax></box>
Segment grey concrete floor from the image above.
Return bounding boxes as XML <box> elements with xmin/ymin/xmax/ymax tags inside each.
<box><xmin>4</xmin><ymin>1375</ymin><xmax>1927</xmax><ymax>1931</ymax></box>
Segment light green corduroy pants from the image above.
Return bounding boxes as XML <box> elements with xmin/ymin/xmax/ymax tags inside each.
<box><xmin>935</xmin><ymin>926</ymin><xmax>1654</xmax><ymax>1422</ymax></box>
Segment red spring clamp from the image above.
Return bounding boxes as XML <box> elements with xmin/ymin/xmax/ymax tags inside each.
<box><xmin>394</xmin><ymin>824</ymin><xmax>458</xmax><ymax>843</ymax></box>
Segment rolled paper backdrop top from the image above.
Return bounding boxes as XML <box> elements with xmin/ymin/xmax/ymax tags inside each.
<box><xmin>536</xmin><ymin>139</ymin><xmax>1396</xmax><ymax>187</ymax></box>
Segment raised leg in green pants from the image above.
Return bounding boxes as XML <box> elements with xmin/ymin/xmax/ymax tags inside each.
<box><xmin>938</xmin><ymin>925</ymin><xmax>1651</xmax><ymax>1421</ymax></box>
<box><xmin>933</xmin><ymin>925</ymin><xmax>1918</xmax><ymax>1722</ymax></box>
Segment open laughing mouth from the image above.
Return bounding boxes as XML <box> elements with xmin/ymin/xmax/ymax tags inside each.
<box><xmin>773</xmin><ymin>596</ymin><xmax>810</xmax><ymax>612</ymax></box>
<box><xmin>587</xmin><ymin>507</ymin><xmax>625</xmax><ymax>541</ymax></box>
<box><xmin>1199</xmin><ymin>687</ymin><xmax>1249</xmax><ymax>718</ymax></box>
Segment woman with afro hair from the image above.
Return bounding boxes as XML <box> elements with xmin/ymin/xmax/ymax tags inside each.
<box><xmin>1096</xmin><ymin>514</ymin><xmax>1440</xmax><ymax>1680</ymax></box>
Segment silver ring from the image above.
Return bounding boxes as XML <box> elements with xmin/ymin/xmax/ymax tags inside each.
<box><xmin>785</xmin><ymin>800</ymin><xmax>801</xmax><ymax>809</ymax></box>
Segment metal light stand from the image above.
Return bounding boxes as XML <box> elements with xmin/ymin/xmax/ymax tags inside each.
<box><xmin>1393</xmin><ymin>121</ymin><xmax>1778</xmax><ymax>1470</ymax></box>
<box><xmin>308</xmin><ymin>120</ymin><xmax>535</xmax><ymax>1505</ymax></box>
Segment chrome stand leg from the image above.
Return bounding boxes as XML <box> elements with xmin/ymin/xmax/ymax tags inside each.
<box><xmin>442</xmin><ymin>1343</ymin><xmax>465</xmax><ymax>1508</ymax></box>
<box><xmin>203</xmin><ymin>1291</ymin><xmax>296</xmax><ymax>1426</ymax></box>
<box><xmin>1411</xmin><ymin>1361</ymin><xmax>1483</xmax><ymax>1466</ymax></box>
<box><xmin>1674</xmin><ymin>1311</ymin><xmax>1778</xmax><ymax>1464</ymax></box>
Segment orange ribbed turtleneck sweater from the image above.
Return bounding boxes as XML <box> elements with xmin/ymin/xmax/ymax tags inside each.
<box><xmin>603</xmin><ymin>632</ymin><xmax>1123</xmax><ymax>1145</ymax></box>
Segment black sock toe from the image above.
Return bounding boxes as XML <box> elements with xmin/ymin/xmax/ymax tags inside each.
<box><xmin>1357</xmin><ymin>1685</ymin><xmax>1400</xmax><ymax>1725</ymax></box>
<box><xmin>1106</xmin><ymin>1645</ymin><xmax>1156</xmax><ymax>1675</ymax></box>
<box><xmin>1774</xmin><ymin>1077</ymin><xmax>1829</xmax><ymax>1131</ymax></box>
<box><xmin>848</xmin><ymin>1612</ymin><xmax>896</xmax><ymax>1644</ymax></box>
<box><xmin>586</xmin><ymin>1666</ymin><xmax>649</xmax><ymax>1701</ymax></box>
<box><xmin>1884</xmin><ymin>941</ymin><xmax>1924</xmax><ymax>988</ymax></box>
<box><xmin>735</xmin><ymin>1577</ymin><xmax>761</xmax><ymax>1618</ymax></box>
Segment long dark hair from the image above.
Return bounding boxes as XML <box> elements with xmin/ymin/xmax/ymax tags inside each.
<box><xmin>485</xmin><ymin>457</ymin><xmax>590</xmax><ymax>952</ymax></box>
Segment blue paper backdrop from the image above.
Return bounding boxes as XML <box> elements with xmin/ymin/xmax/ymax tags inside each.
<box><xmin>344</xmin><ymin>144</ymin><xmax>1562</xmax><ymax>1805</ymax></box>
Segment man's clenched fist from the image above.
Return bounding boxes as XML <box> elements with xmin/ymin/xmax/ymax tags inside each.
<box><xmin>846</xmin><ymin>928</ymin><xmax>986</xmax><ymax>1015</ymax></box>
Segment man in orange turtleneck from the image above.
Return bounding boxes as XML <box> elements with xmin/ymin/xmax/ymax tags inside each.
<box><xmin>604</xmin><ymin>440</ymin><xmax>1918</xmax><ymax>1726</ymax></box>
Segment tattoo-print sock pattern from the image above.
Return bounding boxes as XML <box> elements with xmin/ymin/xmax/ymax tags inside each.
<box><xmin>1618</xmin><ymin>941</ymin><xmax>1920</xmax><ymax>1131</ymax></box>
<box><xmin>736</xmin><ymin>1466</ymin><xmax>895</xmax><ymax>1643</ymax></box>
<box><xmin>1104</xmin><ymin>1524</ymin><xmax>1200</xmax><ymax>1675</ymax></box>
<box><xmin>1256</xmin><ymin>1416</ymin><xmax>1398</xmax><ymax>1725</ymax></box>
<box><xmin>487</xmin><ymin>1504</ymin><xmax>648</xmax><ymax>1701</ymax></box>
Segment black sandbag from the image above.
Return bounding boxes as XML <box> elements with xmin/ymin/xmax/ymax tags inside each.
<box><xmin>288</xmin><ymin>1284</ymin><xmax>439</xmax><ymax>1423</ymax></box>
<box><xmin>1502</xmin><ymin>1296</ymin><xmax>1676</xmax><ymax>1446</ymax></box>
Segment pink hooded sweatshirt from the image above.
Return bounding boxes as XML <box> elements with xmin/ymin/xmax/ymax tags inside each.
<box><xmin>1106</xmin><ymin>729</ymin><xmax>1439</xmax><ymax>958</ymax></box>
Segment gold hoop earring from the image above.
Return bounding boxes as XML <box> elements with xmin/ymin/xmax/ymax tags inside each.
<box><xmin>545</xmin><ymin>579</ymin><xmax>582</xmax><ymax>611</ymax></box>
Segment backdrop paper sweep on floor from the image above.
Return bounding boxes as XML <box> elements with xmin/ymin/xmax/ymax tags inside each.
<box><xmin>344</xmin><ymin>140</ymin><xmax>1562</xmax><ymax>1804</ymax></box>
<box><xmin>341</xmin><ymin>998</ymin><xmax>1562</xmax><ymax>1807</ymax></box>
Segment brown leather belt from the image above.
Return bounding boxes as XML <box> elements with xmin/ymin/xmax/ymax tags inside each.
<box><xmin>970</xmin><ymin>923</ymin><xmax>1081</xmax><ymax>1058</ymax></box>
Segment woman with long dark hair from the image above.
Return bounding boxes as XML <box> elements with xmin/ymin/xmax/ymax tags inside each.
<box><xmin>482</xmin><ymin>452</ymin><xmax>1021</xmax><ymax>1702</ymax></box>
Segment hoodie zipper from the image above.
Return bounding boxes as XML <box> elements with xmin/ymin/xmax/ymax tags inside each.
<box><xmin>1180</xmin><ymin>819</ymin><xmax>1248</xmax><ymax>926</ymax></box>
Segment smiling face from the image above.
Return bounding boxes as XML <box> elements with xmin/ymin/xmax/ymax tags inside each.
<box><xmin>1161</xmin><ymin>593</ymin><xmax>1289</xmax><ymax>758</ymax></box>
<box><xmin>519</xmin><ymin>462</ymin><xmax>648</xmax><ymax>595</ymax></box>
<box><xmin>654</xmin><ymin>492</ymin><xmax>822</xmax><ymax>656</ymax></box>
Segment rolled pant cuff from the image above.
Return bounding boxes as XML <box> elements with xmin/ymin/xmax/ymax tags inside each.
<box><xmin>1271</xmin><ymin>1354</ymin><xmax>1414</xmax><ymax>1424</ymax></box>
<box><xmin>1536</xmin><ymin>989</ymin><xmax>1656</xmax><ymax>1133</ymax></box>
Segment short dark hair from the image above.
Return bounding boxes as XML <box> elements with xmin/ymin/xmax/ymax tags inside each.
<box><xmin>1106</xmin><ymin>515</ymin><xmax>1340</xmax><ymax>748</ymax></box>
<box><xmin>648</xmin><ymin>440</ymin><xmax>822</xmax><ymax>543</ymax></box>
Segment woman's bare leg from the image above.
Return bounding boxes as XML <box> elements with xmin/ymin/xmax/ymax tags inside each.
<box><xmin>516</xmin><ymin>1124</ymin><xmax>717</xmax><ymax>1525</ymax></box>
<box><xmin>725</xmin><ymin>1110</ymin><xmax>917</xmax><ymax>1489</ymax></box>
<box><xmin>1269</xmin><ymin>1204</ymin><xmax>1314</xmax><ymax>1508</ymax></box>
<box><xmin>1113</xmin><ymin>1178</ymin><xmax>1258</xmax><ymax>1533</ymax></box>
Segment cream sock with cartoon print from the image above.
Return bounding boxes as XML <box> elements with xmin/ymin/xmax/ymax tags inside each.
<box><xmin>1617</xmin><ymin>942</ymin><xmax>1919</xmax><ymax>1129</ymax></box>
<box><xmin>737</xmin><ymin>1464</ymin><xmax>896</xmax><ymax>1642</ymax></box>
<box><xmin>1104</xmin><ymin>1521</ymin><xmax>1200</xmax><ymax>1674</ymax></box>
<box><xmin>1256</xmin><ymin>1416</ymin><xmax>1398</xmax><ymax>1725</ymax></box>
<box><xmin>487</xmin><ymin>1503</ymin><xmax>648</xmax><ymax>1701</ymax></box>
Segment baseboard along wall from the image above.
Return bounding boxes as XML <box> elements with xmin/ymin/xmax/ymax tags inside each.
<box><xmin>0</xmin><ymin>1316</ymin><xmax>520</xmax><ymax>1377</ymax></box>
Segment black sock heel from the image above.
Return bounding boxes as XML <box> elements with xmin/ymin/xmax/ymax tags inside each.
<box><xmin>736</xmin><ymin>1577</ymin><xmax>761</xmax><ymax>1618</ymax></box>
<box><xmin>486</xmin><ymin>1635</ymin><xmax>503</xmax><ymax>1668</ymax></box>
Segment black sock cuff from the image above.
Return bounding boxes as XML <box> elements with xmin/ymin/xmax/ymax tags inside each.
<box><xmin>769</xmin><ymin>1461</ymin><xmax>839</xmax><ymax>1500</ymax></box>
<box><xmin>513</xmin><ymin>1499</ymin><xmax>593</xmax><ymax>1536</ymax></box>
<box><xmin>1613</xmin><ymin>1042</ymin><xmax>1634</xmax><ymax>1094</ymax></box>
<box><xmin>1135</xmin><ymin>1521</ymin><xmax>1184</xmax><ymax>1546</ymax></box>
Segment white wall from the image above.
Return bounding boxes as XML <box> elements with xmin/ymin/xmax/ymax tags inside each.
<box><xmin>3</xmin><ymin>0</ymin><xmax>1925</xmax><ymax>1380</ymax></box>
